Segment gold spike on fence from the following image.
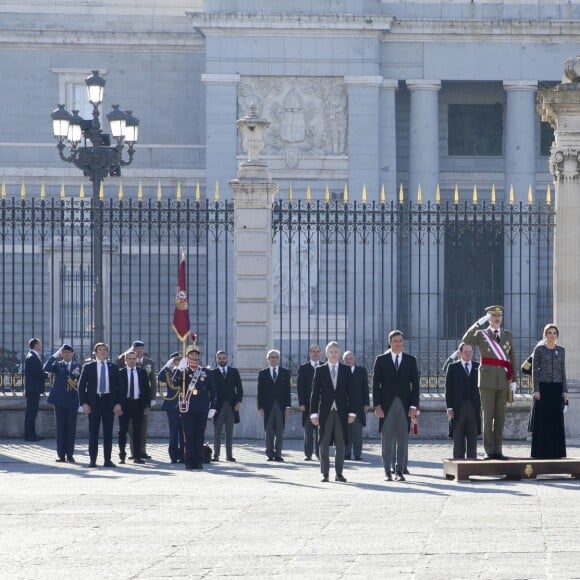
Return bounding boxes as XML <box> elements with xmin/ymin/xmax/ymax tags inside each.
<box><xmin>137</xmin><ymin>182</ymin><xmax>143</xmax><ymax>200</ymax></box>
<box><xmin>509</xmin><ymin>184</ymin><xmax>515</xmax><ymax>205</ymax></box>
<box><xmin>40</xmin><ymin>182</ymin><xmax>46</xmax><ymax>199</ymax></box>
<box><xmin>20</xmin><ymin>182</ymin><xmax>26</xmax><ymax>199</ymax></box>
<box><xmin>79</xmin><ymin>183</ymin><xmax>85</xmax><ymax>199</ymax></box>
<box><xmin>118</xmin><ymin>182</ymin><xmax>124</xmax><ymax>200</ymax></box>
<box><xmin>417</xmin><ymin>184</ymin><xmax>422</xmax><ymax>204</ymax></box>
<box><xmin>362</xmin><ymin>184</ymin><xmax>367</xmax><ymax>204</ymax></box>
<box><xmin>60</xmin><ymin>183</ymin><xmax>65</xmax><ymax>200</ymax></box>
<box><xmin>398</xmin><ymin>183</ymin><xmax>404</xmax><ymax>204</ymax></box>
<box><xmin>435</xmin><ymin>184</ymin><xmax>441</xmax><ymax>204</ymax></box>
<box><xmin>472</xmin><ymin>185</ymin><xmax>478</xmax><ymax>204</ymax></box>
<box><xmin>454</xmin><ymin>184</ymin><xmax>459</xmax><ymax>204</ymax></box>
<box><xmin>528</xmin><ymin>185</ymin><xmax>533</xmax><ymax>204</ymax></box>
<box><xmin>288</xmin><ymin>184</ymin><xmax>293</xmax><ymax>202</ymax></box>
<box><xmin>380</xmin><ymin>184</ymin><xmax>385</xmax><ymax>204</ymax></box>
<box><xmin>491</xmin><ymin>184</ymin><xmax>496</xmax><ymax>204</ymax></box>
<box><xmin>214</xmin><ymin>181</ymin><xmax>220</xmax><ymax>201</ymax></box>
<box><xmin>195</xmin><ymin>182</ymin><xmax>201</xmax><ymax>202</ymax></box>
<box><xmin>546</xmin><ymin>184</ymin><xmax>551</xmax><ymax>205</ymax></box>
<box><xmin>325</xmin><ymin>184</ymin><xmax>330</xmax><ymax>204</ymax></box>
<box><xmin>306</xmin><ymin>184</ymin><xmax>312</xmax><ymax>202</ymax></box>
<box><xmin>157</xmin><ymin>181</ymin><xmax>162</xmax><ymax>201</ymax></box>
<box><xmin>1</xmin><ymin>183</ymin><xmax>6</xmax><ymax>199</ymax></box>
<box><xmin>176</xmin><ymin>181</ymin><xmax>182</xmax><ymax>201</ymax></box>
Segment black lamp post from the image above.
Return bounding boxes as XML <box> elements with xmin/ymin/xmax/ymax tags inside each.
<box><xmin>51</xmin><ymin>70</ymin><xmax>139</xmax><ymax>344</ymax></box>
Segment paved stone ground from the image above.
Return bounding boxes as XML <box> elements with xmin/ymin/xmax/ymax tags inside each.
<box><xmin>0</xmin><ymin>438</ymin><xmax>579</xmax><ymax>579</ymax></box>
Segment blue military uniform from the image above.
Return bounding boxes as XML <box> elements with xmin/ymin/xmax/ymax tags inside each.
<box><xmin>44</xmin><ymin>347</ymin><xmax>81</xmax><ymax>462</ymax></box>
<box><xmin>158</xmin><ymin>362</ymin><xmax>184</xmax><ymax>463</ymax></box>
<box><xmin>172</xmin><ymin>364</ymin><xmax>216</xmax><ymax>469</ymax></box>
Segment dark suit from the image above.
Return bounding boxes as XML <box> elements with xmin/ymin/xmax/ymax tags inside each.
<box><xmin>159</xmin><ymin>366</ymin><xmax>184</xmax><ymax>462</ymax></box>
<box><xmin>445</xmin><ymin>360</ymin><xmax>481</xmax><ymax>459</ymax></box>
<box><xmin>297</xmin><ymin>361</ymin><xmax>319</xmax><ymax>458</ymax></box>
<box><xmin>211</xmin><ymin>365</ymin><xmax>243</xmax><ymax>459</ymax></box>
<box><xmin>45</xmin><ymin>357</ymin><xmax>81</xmax><ymax>459</ymax></box>
<box><xmin>257</xmin><ymin>366</ymin><xmax>291</xmax><ymax>459</ymax></box>
<box><xmin>345</xmin><ymin>365</ymin><xmax>370</xmax><ymax>459</ymax></box>
<box><xmin>78</xmin><ymin>360</ymin><xmax>121</xmax><ymax>464</ymax></box>
<box><xmin>118</xmin><ymin>366</ymin><xmax>151</xmax><ymax>461</ymax></box>
<box><xmin>310</xmin><ymin>362</ymin><xmax>355</xmax><ymax>477</ymax></box>
<box><xmin>372</xmin><ymin>350</ymin><xmax>420</xmax><ymax>475</ymax></box>
<box><xmin>24</xmin><ymin>350</ymin><xmax>46</xmax><ymax>439</ymax></box>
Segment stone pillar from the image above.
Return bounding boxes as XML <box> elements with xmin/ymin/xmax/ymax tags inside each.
<box><xmin>380</xmin><ymin>79</ymin><xmax>399</xmax><ymax>199</ymax></box>
<box><xmin>407</xmin><ymin>80</ymin><xmax>442</xmax><ymax>201</ymax></box>
<box><xmin>538</xmin><ymin>56</ymin><xmax>580</xmax><ymax>436</ymax></box>
<box><xmin>406</xmin><ymin>80</ymin><xmax>441</xmax><ymax>342</ymax></box>
<box><xmin>202</xmin><ymin>74</ymin><xmax>240</xmax><ymax>199</ymax></box>
<box><xmin>503</xmin><ymin>81</ymin><xmax>538</xmax><ymax>345</ymax></box>
<box><xmin>344</xmin><ymin>75</ymin><xmax>383</xmax><ymax>199</ymax></box>
<box><xmin>229</xmin><ymin>105</ymin><xmax>279</xmax><ymax>438</ymax></box>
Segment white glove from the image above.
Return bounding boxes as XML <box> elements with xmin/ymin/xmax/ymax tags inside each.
<box><xmin>510</xmin><ymin>382</ymin><xmax>517</xmax><ymax>394</ymax></box>
<box><xmin>208</xmin><ymin>409</ymin><xmax>216</xmax><ymax>419</ymax></box>
<box><xmin>150</xmin><ymin>399</ymin><xmax>157</xmax><ymax>407</ymax></box>
<box><xmin>52</xmin><ymin>346</ymin><xmax>63</xmax><ymax>358</ymax></box>
<box><xmin>161</xmin><ymin>357</ymin><xmax>175</xmax><ymax>371</ymax></box>
<box><xmin>449</xmin><ymin>349</ymin><xmax>459</xmax><ymax>361</ymax></box>
<box><xmin>476</xmin><ymin>313</ymin><xmax>491</xmax><ymax>327</ymax></box>
<box><xmin>563</xmin><ymin>404</ymin><xmax>568</xmax><ymax>414</ymax></box>
<box><xmin>177</xmin><ymin>357</ymin><xmax>188</xmax><ymax>370</ymax></box>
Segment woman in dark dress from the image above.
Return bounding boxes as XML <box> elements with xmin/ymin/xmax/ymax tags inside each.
<box><xmin>530</xmin><ymin>324</ymin><xmax>568</xmax><ymax>459</ymax></box>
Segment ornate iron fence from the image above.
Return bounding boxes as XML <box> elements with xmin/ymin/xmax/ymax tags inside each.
<box><xmin>272</xmin><ymin>197</ymin><xmax>555</xmax><ymax>392</ymax></box>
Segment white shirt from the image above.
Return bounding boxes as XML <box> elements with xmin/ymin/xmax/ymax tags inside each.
<box><xmin>126</xmin><ymin>366</ymin><xmax>140</xmax><ymax>399</ymax></box>
<box><xmin>270</xmin><ymin>366</ymin><xmax>279</xmax><ymax>380</ymax></box>
<box><xmin>391</xmin><ymin>352</ymin><xmax>402</xmax><ymax>366</ymax></box>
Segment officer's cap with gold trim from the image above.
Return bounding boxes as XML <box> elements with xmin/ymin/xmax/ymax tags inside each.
<box><xmin>186</xmin><ymin>344</ymin><xmax>201</xmax><ymax>355</ymax></box>
<box><xmin>485</xmin><ymin>305</ymin><xmax>504</xmax><ymax>316</ymax></box>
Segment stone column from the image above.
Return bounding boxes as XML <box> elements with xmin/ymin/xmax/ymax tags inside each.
<box><xmin>229</xmin><ymin>105</ymin><xmax>279</xmax><ymax>438</ymax></box>
<box><xmin>407</xmin><ymin>80</ymin><xmax>441</xmax><ymax>201</ymax></box>
<box><xmin>380</xmin><ymin>79</ymin><xmax>399</xmax><ymax>199</ymax></box>
<box><xmin>344</xmin><ymin>75</ymin><xmax>383</xmax><ymax>199</ymax></box>
<box><xmin>503</xmin><ymin>81</ymin><xmax>538</xmax><ymax>345</ymax></box>
<box><xmin>406</xmin><ymin>80</ymin><xmax>441</xmax><ymax>343</ymax></box>
<box><xmin>202</xmin><ymin>74</ymin><xmax>240</xmax><ymax>199</ymax></box>
<box><xmin>538</xmin><ymin>56</ymin><xmax>580</xmax><ymax>437</ymax></box>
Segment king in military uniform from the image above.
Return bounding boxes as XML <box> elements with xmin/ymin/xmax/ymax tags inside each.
<box><xmin>463</xmin><ymin>305</ymin><xmax>517</xmax><ymax>460</ymax></box>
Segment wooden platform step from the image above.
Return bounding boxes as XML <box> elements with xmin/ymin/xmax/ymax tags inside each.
<box><xmin>443</xmin><ymin>458</ymin><xmax>580</xmax><ymax>482</ymax></box>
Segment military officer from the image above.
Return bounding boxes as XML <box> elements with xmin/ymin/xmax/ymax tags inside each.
<box><xmin>158</xmin><ymin>352</ymin><xmax>185</xmax><ymax>463</ymax></box>
<box><xmin>44</xmin><ymin>344</ymin><xmax>81</xmax><ymax>463</ymax></box>
<box><xmin>172</xmin><ymin>344</ymin><xmax>217</xmax><ymax>470</ymax></box>
<box><xmin>462</xmin><ymin>305</ymin><xmax>517</xmax><ymax>460</ymax></box>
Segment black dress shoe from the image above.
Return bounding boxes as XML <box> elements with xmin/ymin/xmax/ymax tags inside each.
<box><xmin>335</xmin><ymin>474</ymin><xmax>347</xmax><ymax>483</ymax></box>
<box><xmin>354</xmin><ymin>456</ymin><xmax>362</xmax><ymax>461</ymax></box>
<box><xmin>267</xmin><ymin>457</ymin><xmax>274</xmax><ymax>461</ymax></box>
<box><xmin>171</xmin><ymin>460</ymin><xmax>178</xmax><ymax>464</ymax></box>
<box><xmin>133</xmin><ymin>458</ymin><xmax>145</xmax><ymax>464</ymax></box>
<box><xmin>274</xmin><ymin>456</ymin><xmax>284</xmax><ymax>462</ymax></box>
<box><xmin>142</xmin><ymin>454</ymin><xmax>152</xmax><ymax>460</ymax></box>
<box><xmin>344</xmin><ymin>454</ymin><xmax>351</xmax><ymax>460</ymax></box>
<box><xmin>321</xmin><ymin>475</ymin><xmax>329</xmax><ymax>482</ymax></box>
<box><xmin>226</xmin><ymin>456</ymin><xmax>236</xmax><ymax>462</ymax></box>
<box><xmin>193</xmin><ymin>464</ymin><xmax>203</xmax><ymax>470</ymax></box>
<box><xmin>212</xmin><ymin>456</ymin><xmax>220</xmax><ymax>462</ymax></box>
<box><xmin>88</xmin><ymin>462</ymin><xmax>97</xmax><ymax>468</ymax></box>
<box><xmin>384</xmin><ymin>472</ymin><xmax>393</xmax><ymax>481</ymax></box>
<box><xmin>128</xmin><ymin>456</ymin><xmax>134</xmax><ymax>460</ymax></box>
<box><xmin>119</xmin><ymin>454</ymin><xmax>126</xmax><ymax>465</ymax></box>
<box><xmin>394</xmin><ymin>472</ymin><xmax>406</xmax><ymax>482</ymax></box>
<box><xmin>25</xmin><ymin>436</ymin><xmax>43</xmax><ymax>442</ymax></box>
<box><xmin>483</xmin><ymin>454</ymin><xmax>494</xmax><ymax>460</ymax></box>
<box><xmin>185</xmin><ymin>464</ymin><xmax>195</xmax><ymax>470</ymax></box>
<box><xmin>403</xmin><ymin>468</ymin><xmax>410</xmax><ymax>475</ymax></box>
<box><xmin>304</xmin><ymin>456</ymin><xmax>312</xmax><ymax>461</ymax></box>
<box><xmin>103</xmin><ymin>460</ymin><xmax>117</xmax><ymax>468</ymax></box>
<box><xmin>55</xmin><ymin>458</ymin><xmax>66</xmax><ymax>463</ymax></box>
<box><xmin>66</xmin><ymin>456</ymin><xmax>75</xmax><ymax>464</ymax></box>
<box><xmin>496</xmin><ymin>454</ymin><xmax>509</xmax><ymax>461</ymax></box>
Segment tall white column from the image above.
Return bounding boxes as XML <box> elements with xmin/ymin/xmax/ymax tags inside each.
<box><xmin>406</xmin><ymin>80</ymin><xmax>441</xmax><ymax>342</ymax></box>
<box><xmin>503</xmin><ymin>81</ymin><xmax>538</xmax><ymax>345</ymax></box>
<box><xmin>202</xmin><ymin>74</ymin><xmax>240</xmax><ymax>199</ymax></box>
<box><xmin>380</xmin><ymin>79</ymin><xmax>398</xmax><ymax>199</ymax></box>
<box><xmin>407</xmin><ymin>80</ymin><xmax>441</xmax><ymax>201</ymax></box>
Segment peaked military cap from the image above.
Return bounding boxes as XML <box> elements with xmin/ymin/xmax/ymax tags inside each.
<box><xmin>485</xmin><ymin>305</ymin><xmax>504</xmax><ymax>316</ymax></box>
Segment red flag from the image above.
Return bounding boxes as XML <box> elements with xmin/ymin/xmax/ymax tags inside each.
<box><xmin>172</xmin><ymin>257</ymin><xmax>190</xmax><ymax>342</ymax></box>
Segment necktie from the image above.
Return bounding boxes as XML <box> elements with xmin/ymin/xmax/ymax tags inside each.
<box><xmin>331</xmin><ymin>365</ymin><xmax>336</xmax><ymax>380</ymax></box>
<box><xmin>395</xmin><ymin>355</ymin><xmax>399</xmax><ymax>370</ymax></box>
<box><xmin>222</xmin><ymin>367</ymin><xmax>226</xmax><ymax>379</ymax></box>
<box><xmin>494</xmin><ymin>330</ymin><xmax>500</xmax><ymax>343</ymax></box>
<box><xmin>273</xmin><ymin>368</ymin><xmax>277</xmax><ymax>382</ymax></box>
<box><xmin>99</xmin><ymin>363</ymin><xmax>106</xmax><ymax>394</ymax></box>
<box><xmin>465</xmin><ymin>363</ymin><xmax>470</xmax><ymax>375</ymax></box>
<box><xmin>129</xmin><ymin>369</ymin><xmax>135</xmax><ymax>399</ymax></box>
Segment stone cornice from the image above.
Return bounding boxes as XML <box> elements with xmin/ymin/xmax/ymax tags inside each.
<box><xmin>186</xmin><ymin>12</ymin><xmax>394</xmax><ymax>33</ymax></box>
<box><xmin>387</xmin><ymin>18</ymin><xmax>580</xmax><ymax>40</ymax></box>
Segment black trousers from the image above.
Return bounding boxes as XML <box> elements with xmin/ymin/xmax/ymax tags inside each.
<box><xmin>118</xmin><ymin>400</ymin><xmax>145</xmax><ymax>460</ymax></box>
<box><xmin>24</xmin><ymin>390</ymin><xmax>41</xmax><ymax>439</ymax></box>
<box><xmin>182</xmin><ymin>410</ymin><xmax>207</xmax><ymax>467</ymax></box>
<box><xmin>54</xmin><ymin>406</ymin><xmax>78</xmax><ymax>459</ymax></box>
<box><xmin>166</xmin><ymin>410</ymin><xmax>184</xmax><ymax>462</ymax></box>
<box><xmin>88</xmin><ymin>394</ymin><xmax>115</xmax><ymax>463</ymax></box>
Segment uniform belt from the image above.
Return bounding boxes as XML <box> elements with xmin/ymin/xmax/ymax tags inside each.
<box><xmin>481</xmin><ymin>357</ymin><xmax>513</xmax><ymax>381</ymax></box>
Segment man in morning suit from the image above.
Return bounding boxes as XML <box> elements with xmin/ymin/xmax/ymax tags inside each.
<box><xmin>445</xmin><ymin>343</ymin><xmax>482</xmax><ymax>459</ymax></box>
<box><xmin>118</xmin><ymin>350</ymin><xmax>151</xmax><ymax>464</ymax></box>
<box><xmin>23</xmin><ymin>337</ymin><xmax>46</xmax><ymax>442</ymax></box>
<box><xmin>44</xmin><ymin>344</ymin><xmax>81</xmax><ymax>462</ymax></box>
<box><xmin>463</xmin><ymin>305</ymin><xmax>517</xmax><ymax>460</ymax></box>
<box><xmin>78</xmin><ymin>342</ymin><xmax>122</xmax><ymax>468</ymax></box>
<box><xmin>343</xmin><ymin>351</ymin><xmax>370</xmax><ymax>461</ymax></box>
<box><xmin>310</xmin><ymin>341</ymin><xmax>356</xmax><ymax>483</ymax></box>
<box><xmin>211</xmin><ymin>350</ymin><xmax>244</xmax><ymax>462</ymax></box>
<box><xmin>257</xmin><ymin>349</ymin><xmax>291</xmax><ymax>461</ymax></box>
<box><xmin>373</xmin><ymin>330</ymin><xmax>420</xmax><ymax>482</ymax></box>
<box><xmin>296</xmin><ymin>344</ymin><xmax>322</xmax><ymax>461</ymax></box>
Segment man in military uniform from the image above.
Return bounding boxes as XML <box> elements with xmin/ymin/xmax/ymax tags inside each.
<box><xmin>463</xmin><ymin>305</ymin><xmax>518</xmax><ymax>460</ymax></box>
<box><xmin>117</xmin><ymin>340</ymin><xmax>157</xmax><ymax>460</ymax></box>
<box><xmin>44</xmin><ymin>344</ymin><xmax>81</xmax><ymax>463</ymax></box>
<box><xmin>172</xmin><ymin>344</ymin><xmax>217</xmax><ymax>470</ymax></box>
<box><xmin>158</xmin><ymin>352</ymin><xmax>184</xmax><ymax>463</ymax></box>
